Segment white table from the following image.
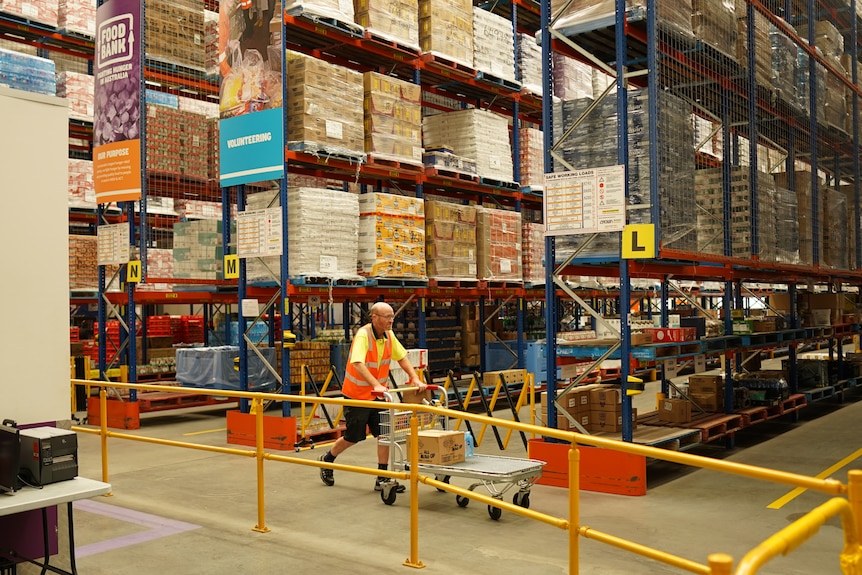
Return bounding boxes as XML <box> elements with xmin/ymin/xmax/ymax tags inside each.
<box><xmin>0</xmin><ymin>477</ymin><xmax>111</xmax><ymax>574</ymax></box>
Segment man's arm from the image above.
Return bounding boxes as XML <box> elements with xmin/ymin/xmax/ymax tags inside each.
<box><xmin>397</xmin><ymin>357</ymin><xmax>427</xmax><ymax>390</ymax></box>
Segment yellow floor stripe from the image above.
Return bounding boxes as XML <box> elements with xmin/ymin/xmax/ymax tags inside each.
<box><xmin>767</xmin><ymin>447</ymin><xmax>862</xmax><ymax>509</ymax></box>
<box><xmin>184</xmin><ymin>428</ymin><xmax>226</xmax><ymax>436</ymax></box>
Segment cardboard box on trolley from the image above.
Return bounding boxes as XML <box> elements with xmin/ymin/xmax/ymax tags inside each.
<box><xmin>408</xmin><ymin>429</ymin><xmax>465</xmax><ymax>465</ymax></box>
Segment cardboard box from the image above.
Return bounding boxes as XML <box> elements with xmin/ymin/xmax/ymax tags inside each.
<box><xmin>630</xmin><ymin>332</ymin><xmax>653</xmax><ymax>346</ymax></box>
<box><xmin>589</xmin><ymin>408</ymin><xmax>637</xmax><ymax>433</ymax></box>
<box><xmin>688</xmin><ymin>374</ymin><xmax>723</xmax><ymax>393</ymax></box>
<box><xmin>409</xmin><ymin>429</ymin><xmax>465</xmax><ymax>465</ymax></box>
<box><xmin>658</xmin><ymin>398</ymin><xmax>691</xmax><ymax>423</ymax></box>
<box><xmin>690</xmin><ymin>392</ymin><xmax>723</xmax><ymax>412</ymax></box>
<box><xmin>589</xmin><ymin>386</ymin><xmax>622</xmax><ymax>412</ymax></box>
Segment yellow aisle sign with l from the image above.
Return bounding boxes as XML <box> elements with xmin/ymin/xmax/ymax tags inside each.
<box><xmin>224</xmin><ymin>254</ymin><xmax>239</xmax><ymax>279</ymax></box>
<box><xmin>126</xmin><ymin>260</ymin><xmax>141</xmax><ymax>283</ymax></box>
<box><xmin>622</xmin><ymin>224</ymin><xmax>656</xmax><ymax>259</ymax></box>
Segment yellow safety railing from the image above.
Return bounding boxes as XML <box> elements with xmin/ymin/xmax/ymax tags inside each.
<box><xmin>72</xmin><ymin>378</ymin><xmax>862</xmax><ymax>574</ymax></box>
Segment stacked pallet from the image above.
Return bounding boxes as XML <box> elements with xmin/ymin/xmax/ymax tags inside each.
<box><xmin>518</xmin><ymin>127</ymin><xmax>545</xmax><ymax>191</ymax></box>
<box><xmin>356</xmin><ymin>0</ymin><xmax>419</xmax><ymax>48</ymax></box>
<box><xmin>358</xmin><ymin>192</ymin><xmax>426</xmax><ymax>280</ymax></box>
<box><xmin>146</xmin><ymin>105</ymin><xmax>210</xmax><ymax>180</ymax></box>
<box><xmin>692</xmin><ymin>0</ymin><xmax>736</xmax><ymax>58</ymax></box>
<box><xmin>57</xmin><ymin>71</ymin><xmax>94</xmax><ymax>122</ymax></box>
<box><xmin>517</xmin><ymin>33</ymin><xmax>542</xmax><ymax>95</ymax></box>
<box><xmin>363</xmin><ymin>72</ymin><xmax>423</xmax><ymax>165</ymax></box>
<box><xmin>145</xmin><ymin>0</ymin><xmax>205</xmax><ymax>70</ymax></box>
<box><xmin>425</xmin><ymin>200</ymin><xmax>477</xmax><ymax>280</ymax></box>
<box><xmin>476</xmin><ymin>207</ymin><xmax>522</xmax><ymax>282</ymax></box>
<box><xmin>472</xmin><ymin>7</ymin><xmax>516</xmax><ymax>84</ymax></box>
<box><xmin>172</xmin><ymin>219</ymin><xmax>230</xmax><ymax>280</ymax></box>
<box><xmin>521</xmin><ymin>222</ymin><xmax>545</xmax><ymax>285</ymax></box>
<box><xmin>418</xmin><ymin>0</ymin><xmax>473</xmax><ymax>68</ymax></box>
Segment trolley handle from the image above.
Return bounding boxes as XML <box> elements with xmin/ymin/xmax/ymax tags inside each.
<box><xmin>373</xmin><ymin>384</ymin><xmax>440</xmax><ymax>401</ymax></box>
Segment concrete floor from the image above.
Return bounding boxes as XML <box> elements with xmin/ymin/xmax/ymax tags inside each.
<box><xmin>11</xmin><ymin>373</ymin><xmax>862</xmax><ymax>574</ymax></box>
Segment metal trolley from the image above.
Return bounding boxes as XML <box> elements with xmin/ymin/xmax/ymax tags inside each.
<box><xmin>379</xmin><ymin>387</ymin><xmax>546</xmax><ymax>520</ymax></box>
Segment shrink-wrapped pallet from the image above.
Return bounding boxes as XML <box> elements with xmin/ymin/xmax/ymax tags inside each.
<box><xmin>522</xmin><ymin>222</ymin><xmax>545</xmax><ymax>285</ymax></box>
<box><xmin>552</xmin><ymin>0</ymin><xmax>692</xmax><ymax>39</ymax></box>
<box><xmin>422</xmin><ymin>108</ymin><xmax>514</xmax><ymax>183</ymax></box>
<box><xmin>822</xmin><ymin>188</ymin><xmax>848</xmax><ymax>270</ymax></box>
<box><xmin>0</xmin><ymin>0</ymin><xmax>58</xmax><ymax>27</ymax></box>
<box><xmin>736</xmin><ymin>7</ymin><xmax>772</xmax><ymax>88</ymax></box>
<box><xmin>363</xmin><ymin>72</ymin><xmax>423</xmax><ymax>164</ymax></box>
<box><xmin>0</xmin><ymin>48</ymin><xmax>56</xmax><ymax>96</ymax></box>
<box><xmin>552</xmin><ymin>53</ymin><xmax>593</xmax><ymax>100</ymax></box>
<box><xmin>774</xmin><ymin>171</ymin><xmax>820</xmax><ymax>267</ymax></box>
<box><xmin>68</xmin><ymin>158</ymin><xmax>95</xmax><ymax>209</ymax></box>
<box><xmin>692</xmin><ymin>0</ymin><xmax>735</xmax><ymax>57</ymax></box>
<box><xmin>358</xmin><ymin>192</ymin><xmax>426</xmax><ymax>279</ymax></box>
<box><xmin>285</xmin><ymin>0</ymin><xmax>355</xmax><ymax>23</ymax></box>
<box><xmin>286</xmin><ymin>51</ymin><xmax>365</xmax><ymax>158</ymax></box>
<box><xmin>425</xmin><ymin>200</ymin><xmax>477</xmax><ymax>279</ymax></box>
<box><xmin>418</xmin><ymin>0</ymin><xmax>473</xmax><ymax>68</ymax></box>
<box><xmin>517</xmin><ymin>32</ymin><xmax>542</xmax><ymax>95</ymax></box>
<box><xmin>770</xmin><ymin>25</ymin><xmax>798</xmax><ymax>107</ymax></box>
<box><xmin>172</xmin><ymin>219</ymin><xmax>232</xmax><ymax>280</ymax></box>
<box><xmin>518</xmin><ymin>127</ymin><xmax>545</xmax><ymax>191</ymax></box>
<box><xmin>355</xmin><ymin>0</ymin><xmax>419</xmax><ymax>48</ymax></box>
<box><xmin>472</xmin><ymin>7</ymin><xmax>516</xmax><ymax>84</ymax></box>
<box><xmin>145</xmin><ymin>0</ymin><xmax>205</xmax><ymax>70</ymax></box>
<box><xmin>476</xmin><ymin>207</ymin><xmax>522</xmax><ymax>282</ymax></box>
<box><xmin>59</xmin><ymin>0</ymin><xmax>95</xmax><ymax>37</ymax></box>
<box><xmin>57</xmin><ymin>71</ymin><xmax>94</xmax><ymax>122</ymax></box>
<box><xmin>145</xmin><ymin>105</ymin><xmax>210</xmax><ymax>180</ymax></box>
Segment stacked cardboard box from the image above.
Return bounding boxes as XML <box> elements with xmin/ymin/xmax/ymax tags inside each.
<box><xmin>773</xmin><ymin>184</ymin><xmax>801</xmax><ymax>265</ymax></box>
<box><xmin>736</xmin><ymin>7</ymin><xmax>772</xmax><ymax>88</ymax></box>
<box><xmin>770</xmin><ymin>24</ymin><xmax>798</xmax><ymax>108</ymax></box>
<box><xmin>355</xmin><ymin>0</ymin><xmax>418</xmax><ymax>48</ymax></box>
<box><xmin>68</xmin><ymin>158</ymin><xmax>95</xmax><ymax>209</ymax></box>
<box><xmin>551</xmin><ymin>53</ymin><xmax>593</xmax><ymax>100</ymax></box>
<box><xmin>692</xmin><ymin>0</ymin><xmax>736</xmax><ymax>57</ymax></box>
<box><xmin>57</xmin><ymin>71</ymin><xmax>94</xmax><ymax>122</ymax></box>
<box><xmin>840</xmin><ymin>184</ymin><xmax>861</xmax><ymax>269</ymax></box>
<box><xmin>285</xmin><ymin>0</ymin><xmax>355</xmax><ymax>22</ymax></box>
<box><xmin>472</xmin><ymin>7</ymin><xmax>516</xmax><ymax>84</ymax></box>
<box><xmin>539</xmin><ymin>384</ymin><xmax>635</xmax><ymax>433</ymax></box>
<box><xmin>363</xmin><ymin>72</ymin><xmax>423</xmax><ymax>164</ymax></box>
<box><xmin>691</xmin><ymin>114</ymin><xmax>722</xmax><ymax>159</ymax></box>
<box><xmin>658</xmin><ymin>397</ymin><xmax>691</xmax><ymax>423</ymax></box>
<box><xmin>688</xmin><ymin>374</ymin><xmax>724</xmax><ymax>413</ymax></box>
<box><xmin>174</xmin><ymin>199</ymin><xmax>235</xmax><ymax>220</ymax></box>
<box><xmin>425</xmin><ymin>200</ymin><xmax>477</xmax><ymax>279</ymax></box>
<box><xmin>552</xmin><ymin>0</ymin><xmax>691</xmax><ymax>38</ymax></box>
<box><xmin>172</xmin><ymin>219</ymin><xmax>230</xmax><ymax>280</ymax></box>
<box><xmin>286</xmin><ymin>51</ymin><xmax>365</xmax><ymax>157</ymax></box>
<box><xmin>69</xmin><ymin>235</ymin><xmax>98</xmax><ymax>290</ymax></box>
<box><xmin>145</xmin><ymin>0</ymin><xmax>205</xmax><ymax>70</ymax></box>
<box><xmin>842</xmin><ymin>54</ymin><xmax>861</xmax><ymax>134</ymax></box>
<box><xmin>0</xmin><ymin>0</ymin><xmax>58</xmax><ymax>27</ymax></box>
<box><xmin>204</xmin><ymin>9</ymin><xmax>219</xmax><ymax>76</ymax></box>
<box><xmin>418</xmin><ymin>0</ymin><xmax>473</xmax><ymax>68</ymax></box>
<box><xmin>358</xmin><ymin>192</ymin><xmax>427</xmax><ymax>279</ymax></box>
<box><xmin>422</xmin><ymin>108</ymin><xmax>514</xmax><ymax>183</ymax></box>
<box><xmin>822</xmin><ymin>188</ymin><xmax>848</xmax><ymax>269</ymax></box>
<box><xmin>774</xmin><ymin>171</ymin><xmax>820</xmax><ymax>266</ymax></box>
<box><xmin>694</xmin><ymin>167</ymin><xmax>787</xmax><ymax>262</ymax></box>
<box><xmin>0</xmin><ymin>48</ymin><xmax>56</xmax><ymax>96</ymax></box>
<box><xmin>518</xmin><ymin>127</ymin><xmax>544</xmax><ymax>191</ymax></box>
<box><xmin>521</xmin><ymin>222</ymin><xmax>545</xmax><ymax>285</ymax></box>
<box><xmin>59</xmin><ymin>0</ymin><xmax>95</xmax><ymax>36</ymax></box>
<box><xmin>135</xmin><ymin>248</ymin><xmax>174</xmax><ymax>292</ymax></box>
<box><xmin>146</xmin><ymin>105</ymin><xmax>210</xmax><ymax>180</ymax></box>
<box><xmin>289</xmin><ymin>341</ymin><xmax>331</xmax><ymax>385</ymax></box>
<box><xmin>476</xmin><ymin>207</ymin><xmax>522</xmax><ymax>282</ymax></box>
<box><xmin>517</xmin><ymin>33</ymin><xmax>542</xmax><ymax>95</ymax></box>
<box><xmin>460</xmin><ymin>305</ymin><xmax>481</xmax><ymax>366</ymax></box>
<box><xmin>553</xmin><ymin>88</ymin><xmax>696</xmax><ymax>256</ymax></box>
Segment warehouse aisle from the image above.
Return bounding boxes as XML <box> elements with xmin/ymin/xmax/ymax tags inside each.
<box><xmin>21</xmin><ymin>392</ymin><xmax>862</xmax><ymax>575</ymax></box>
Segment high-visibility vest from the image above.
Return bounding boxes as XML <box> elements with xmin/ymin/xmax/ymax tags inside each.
<box><xmin>342</xmin><ymin>324</ymin><xmax>392</xmax><ymax>401</ymax></box>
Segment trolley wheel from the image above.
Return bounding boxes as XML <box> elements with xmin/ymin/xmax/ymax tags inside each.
<box><xmin>456</xmin><ymin>494</ymin><xmax>470</xmax><ymax>508</ymax></box>
<box><xmin>513</xmin><ymin>492</ymin><xmax>530</xmax><ymax>509</ymax></box>
<box><xmin>381</xmin><ymin>486</ymin><xmax>397</xmax><ymax>506</ymax></box>
<box><xmin>488</xmin><ymin>505</ymin><xmax>502</xmax><ymax>520</ymax></box>
<box><xmin>436</xmin><ymin>475</ymin><xmax>450</xmax><ymax>493</ymax></box>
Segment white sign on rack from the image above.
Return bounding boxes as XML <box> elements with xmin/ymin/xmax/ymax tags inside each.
<box><xmin>236</xmin><ymin>207</ymin><xmax>283</xmax><ymax>259</ymax></box>
<box><xmin>96</xmin><ymin>223</ymin><xmax>131</xmax><ymax>265</ymax></box>
<box><xmin>543</xmin><ymin>165</ymin><xmax>626</xmax><ymax>236</ymax></box>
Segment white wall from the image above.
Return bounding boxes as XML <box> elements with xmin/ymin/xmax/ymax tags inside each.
<box><xmin>0</xmin><ymin>87</ymin><xmax>71</xmax><ymax>426</ymax></box>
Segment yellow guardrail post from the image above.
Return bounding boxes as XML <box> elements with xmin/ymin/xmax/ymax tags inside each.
<box><xmin>569</xmin><ymin>441</ymin><xmax>579</xmax><ymax>575</ymax></box>
<box><xmin>846</xmin><ymin>469</ymin><xmax>862</xmax><ymax>573</ymax></box>
<box><xmin>707</xmin><ymin>553</ymin><xmax>733</xmax><ymax>574</ymax></box>
<box><xmin>404</xmin><ymin>411</ymin><xmax>424</xmax><ymax>569</ymax></box>
<box><xmin>99</xmin><ymin>388</ymin><xmax>110</xmax><ymax>487</ymax></box>
<box><xmin>253</xmin><ymin>397</ymin><xmax>269</xmax><ymax>533</ymax></box>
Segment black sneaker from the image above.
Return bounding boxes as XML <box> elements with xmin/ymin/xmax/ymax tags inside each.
<box><xmin>375</xmin><ymin>478</ymin><xmax>405</xmax><ymax>493</ymax></box>
<box><xmin>319</xmin><ymin>454</ymin><xmax>334</xmax><ymax>486</ymax></box>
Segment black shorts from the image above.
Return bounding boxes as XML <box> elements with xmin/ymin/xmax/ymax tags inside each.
<box><xmin>343</xmin><ymin>403</ymin><xmax>383</xmax><ymax>443</ymax></box>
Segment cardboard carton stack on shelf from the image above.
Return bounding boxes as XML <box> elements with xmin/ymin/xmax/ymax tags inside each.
<box><xmin>422</xmin><ymin>108</ymin><xmax>514</xmax><ymax>184</ymax></box>
<box><xmin>774</xmin><ymin>170</ymin><xmax>821</xmax><ymax>267</ymax></box>
<box><xmin>476</xmin><ymin>207</ymin><xmax>522</xmax><ymax>282</ymax></box>
<box><xmin>516</xmin><ymin>32</ymin><xmax>542</xmax><ymax>95</ymax></box>
<box><xmin>472</xmin><ymin>7</ymin><xmax>516</xmax><ymax>84</ymax></box>
<box><xmin>821</xmin><ymin>188</ymin><xmax>849</xmax><ymax>270</ymax></box>
<box><xmin>518</xmin><ymin>126</ymin><xmax>544</xmax><ymax>191</ymax></box>
<box><xmin>0</xmin><ymin>0</ymin><xmax>58</xmax><ymax>27</ymax></box>
<box><xmin>688</xmin><ymin>375</ymin><xmax>724</xmax><ymax>413</ymax></box>
<box><xmin>145</xmin><ymin>0</ymin><xmax>205</xmax><ymax>71</ymax></box>
<box><xmin>735</xmin><ymin>2</ymin><xmax>772</xmax><ymax>88</ymax></box>
<box><xmin>146</xmin><ymin>105</ymin><xmax>210</xmax><ymax>180</ymax></box>
<box><xmin>425</xmin><ymin>199</ymin><xmax>477</xmax><ymax>280</ymax></box>
<box><xmin>56</xmin><ymin>71</ymin><xmax>94</xmax><ymax>122</ymax></box>
<box><xmin>694</xmin><ymin>167</ymin><xmax>784</xmax><ymax>262</ymax></box>
<box><xmin>521</xmin><ymin>222</ymin><xmax>545</xmax><ymax>285</ymax></box>
<box><xmin>840</xmin><ymin>184</ymin><xmax>860</xmax><ymax>269</ymax></box>
<box><xmin>69</xmin><ymin>235</ymin><xmax>99</xmax><ymax>290</ymax></box>
<box><xmin>553</xmin><ymin>88</ymin><xmax>696</xmax><ymax>257</ymax></box>
<box><xmin>284</xmin><ymin>0</ymin><xmax>355</xmax><ymax>23</ymax></box>
<box><xmin>355</xmin><ymin>0</ymin><xmax>419</xmax><ymax>48</ymax></box>
<box><xmin>553</xmin><ymin>0</ymin><xmax>691</xmax><ymax>38</ymax></box>
<box><xmin>244</xmin><ymin>187</ymin><xmax>361</xmax><ymax>281</ymax></box>
<box><xmin>418</xmin><ymin>0</ymin><xmax>473</xmax><ymax>68</ymax></box>
<box><xmin>58</xmin><ymin>0</ymin><xmax>95</xmax><ymax>37</ymax></box>
<box><xmin>204</xmin><ymin>9</ymin><xmax>219</xmax><ymax>76</ymax></box>
<box><xmin>363</xmin><ymin>72</ymin><xmax>423</xmax><ymax>165</ymax></box>
<box><xmin>68</xmin><ymin>158</ymin><xmax>94</xmax><ymax>209</ymax></box>
<box><xmin>286</xmin><ymin>51</ymin><xmax>365</xmax><ymax>157</ymax></box>
<box><xmin>135</xmin><ymin>249</ymin><xmax>174</xmax><ymax>292</ymax></box>
<box><xmin>770</xmin><ymin>24</ymin><xmax>799</xmax><ymax>108</ymax></box>
<box><xmin>540</xmin><ymin>385</ymin><xmax>636</xmax><ymax>433</ymax></box>
<box><xmin>551</xmin><ymin>53</ymin><xmax>593</xmax><ymax>100</ymax></box>
<box><xmin>692</xmin><ymin>0</ymin><xmax>736</xmax><ymax>58</ymax></box>
<box><xmin>358</xmin><ymin>192</ymin><xmax>427</xmax><ymax>280</ymax></box>
<box><xmin>172</xmin><ymin>219</ymin><xmax>230</xmax><ymax>280</ymax></box>
<box><xmin>841</xmin><ymin>54</ymin><xmax>861</xmax><ymax>134</ymax></box>
<box><xmin>460</xmin><ymin>305</ymin><xmax>480</xmax><ymax>367</ymax></box>
<box><xmin>0</xmin><ymin>48</ymin><xmax>56</xmax><ymax>96</ymax></box>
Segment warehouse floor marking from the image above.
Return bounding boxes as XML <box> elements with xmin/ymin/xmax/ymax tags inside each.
<box><xmin>767</xmin><ymin>447</ymin><xmax>862</xmax><ymax>509</ymax></box>
<box><xmin>183</xmin><ymin>427</ymin><xmax>226</xmax><ymax>436</ymax></box>
<box><xmin>73</xmin><ymin>500</ymin><xmax>200</xmax><ymax>557</ymax></box>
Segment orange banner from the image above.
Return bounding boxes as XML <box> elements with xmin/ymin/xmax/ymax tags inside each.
<box><xmin>93</xmin><ymin>139</ymin><xmax>142</xmax><ymax>203</ymax></box>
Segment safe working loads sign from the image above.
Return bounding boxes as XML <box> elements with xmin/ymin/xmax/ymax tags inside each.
<box><xmin>543</xmin><ymin>165</ymin><xmax>625</xmax><ymax>236</ymax></box>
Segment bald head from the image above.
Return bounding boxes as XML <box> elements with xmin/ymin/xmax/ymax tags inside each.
<box><xmin>370</xmin><ymin>302</ymin><xmax>395</xmax><ymax>333</ymax></box>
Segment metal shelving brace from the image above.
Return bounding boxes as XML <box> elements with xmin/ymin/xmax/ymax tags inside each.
<box><xmin>541</xmin><ymin>0</ymin><xmax>862</xmax><ymax>442</ymax></box>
